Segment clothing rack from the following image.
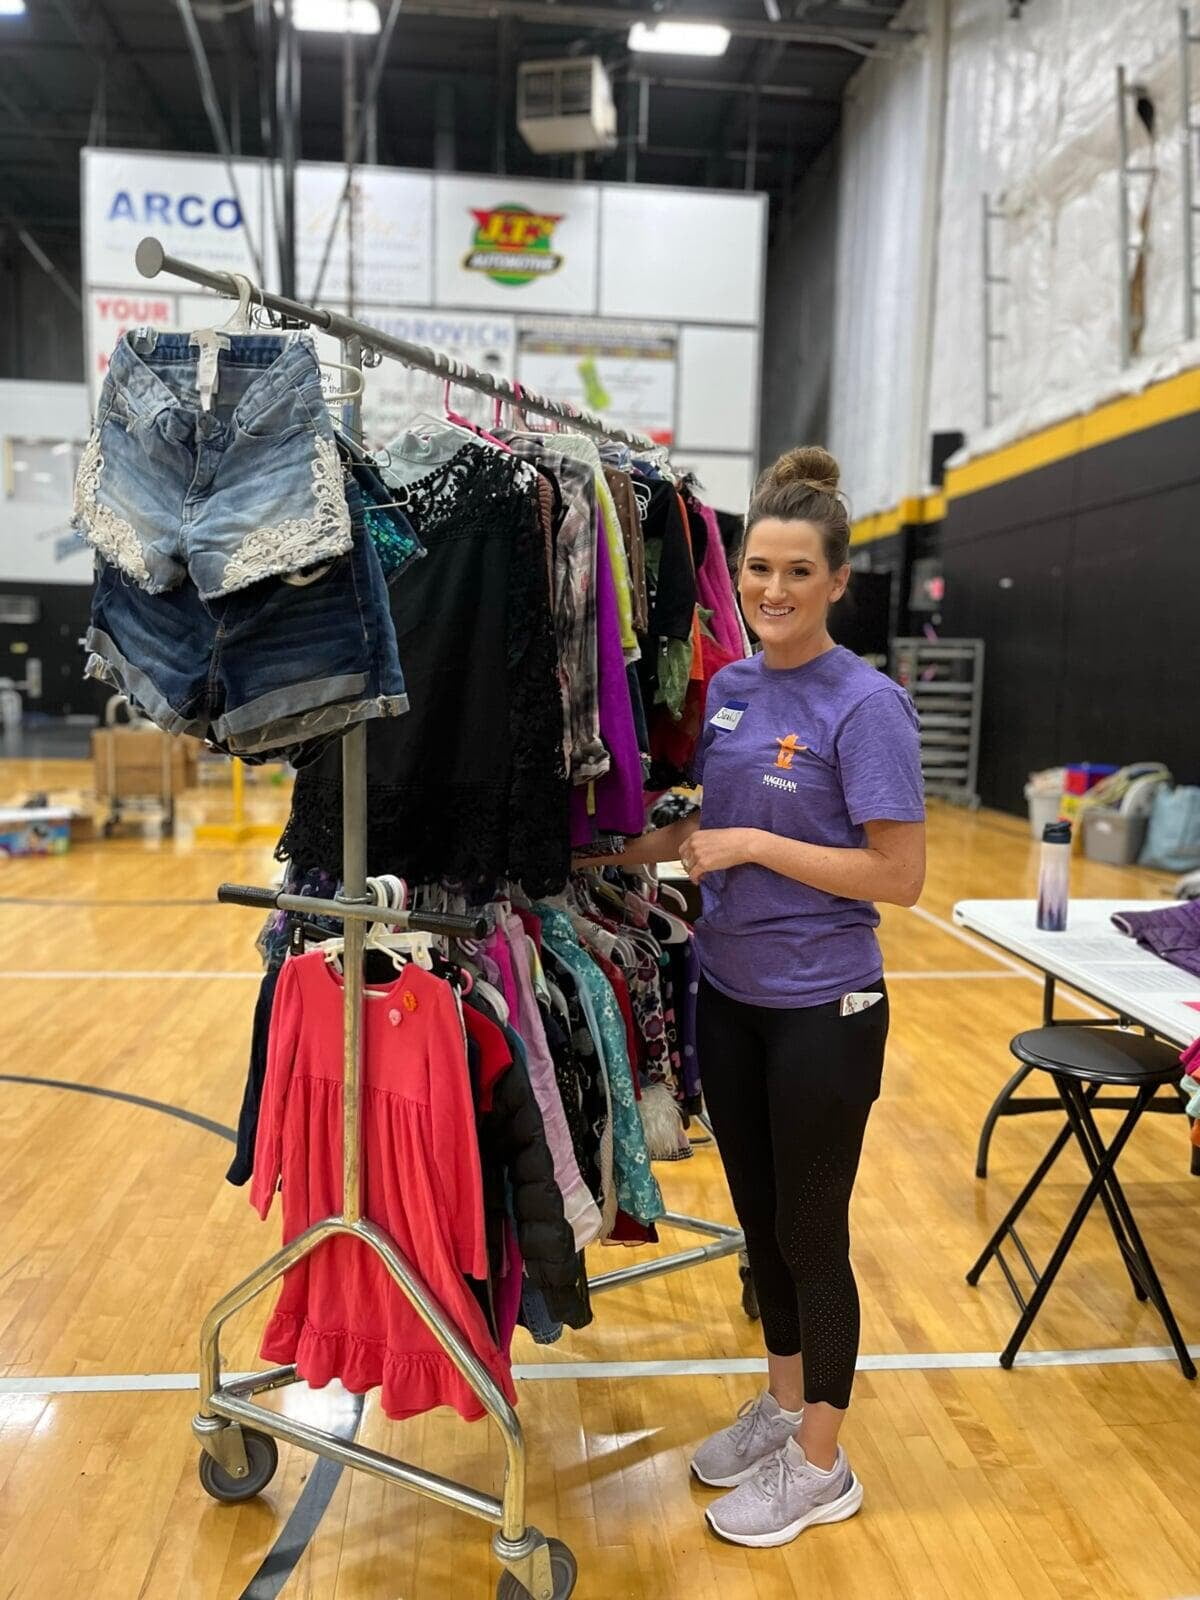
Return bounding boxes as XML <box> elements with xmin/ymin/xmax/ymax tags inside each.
<box><xmin>136</xmin><ymin>237</ymin><xmax>741</xmax><ymax>1600</ymax></box>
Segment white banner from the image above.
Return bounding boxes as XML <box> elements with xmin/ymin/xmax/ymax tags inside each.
<box><xmin>308</xmin><ymin>308</ymin><xmax>517</xmax><ymax>449</ymax></box>
<box><xmin>295</xmin><ymin>166</ymin><xmax>433</xmax><ymax>307</ymax></box>
<box><xmin>433</xmin><ymin>175</ymin><xmax>599</xmax><ymax>315</ymax></box>
<box><xmin>83</xmin><ymin>149</ymin><xmax>270</xmax><ymax>290</ymax></box>
<box><xmin>87</xmin><ymin>289</ymin><xmax>178</xmax><ymax>390</ymax></box>
<box><xmin>516</xmin><ymin>318</ymin><xmax>676</xmax><ymax>445</ymax></box>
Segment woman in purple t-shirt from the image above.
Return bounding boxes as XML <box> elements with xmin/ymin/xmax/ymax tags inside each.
<box><xmin>611</xmin><ymin>445</ymin><xmax>926</xmax><ymax>1550</ymax></box>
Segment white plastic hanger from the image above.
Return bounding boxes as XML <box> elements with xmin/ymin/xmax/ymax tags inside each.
<box><xmin>187</xmin><ymin>272</ymin><xmax>255</xmax><ymax>413</ymax></box>
<box><xmin>320</xmin><ymin>359</ymin><xmax>365</xmax><ymax>405</ymax></box>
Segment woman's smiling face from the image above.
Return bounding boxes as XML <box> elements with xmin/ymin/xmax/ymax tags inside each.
<box><xmin>738</xmin><ymin>517</ymin><xmax>850</xmax><ymax>655</ymax></box>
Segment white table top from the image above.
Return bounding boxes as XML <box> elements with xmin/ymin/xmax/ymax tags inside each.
<box><xmin>954</xmin><ymin>899</ymin><xmax>1200</xmax><ymax>1048</ymax></box>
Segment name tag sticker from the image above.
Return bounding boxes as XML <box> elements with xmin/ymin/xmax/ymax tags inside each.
<box><xmin>710</xmin><ymin>700</ymin><xmax>748</xmax><ymax>731</ymax></box>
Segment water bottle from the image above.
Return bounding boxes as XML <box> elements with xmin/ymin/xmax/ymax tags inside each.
<box><xmin>1036</xmin><ymin>820</ymin><xmax>1072</xmax><ymax>931</ymax></box>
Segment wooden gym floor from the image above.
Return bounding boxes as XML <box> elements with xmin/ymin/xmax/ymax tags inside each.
<box><xmin>1</xmin><ymin>757</ymin><xmax>1198</xmax><ymax>1600</ymax></box>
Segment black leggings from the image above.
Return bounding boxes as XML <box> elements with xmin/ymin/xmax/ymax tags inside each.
<box><xmin>697</xmin><ymin>977</ymin><xmax>888</xmax><ymax>1410</ymax></box>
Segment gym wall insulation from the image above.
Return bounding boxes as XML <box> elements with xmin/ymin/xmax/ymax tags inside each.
<box><xmin>767</xmin><ymin>0</ymin><xmax>1200</xmax><ymax>815</ymax></box>
<box><xmin>808</xmin><ymin>0</ymin><xmax>1200</xmax><ymax>516</ymax></box>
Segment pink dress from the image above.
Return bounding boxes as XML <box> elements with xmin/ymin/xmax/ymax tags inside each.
<box><xmin>250</xmin><ymin>951</ymin><xmax>516</xmax><ymax>1421</ymax></box>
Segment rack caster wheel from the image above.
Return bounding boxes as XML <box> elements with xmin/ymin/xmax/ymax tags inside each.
<box><xmin>495</xmin><ymin>1538</ymin><xmax>578</xmax><ymax>1600</ymax></box>
<box><xmin>197</xmin><ymin>1428</ymin><xmax>279</xmax><ymax>1503</ymax></box>
<box><xmin>739</xmin><ymin>1258</ymin><xmax>759</xmax><ymax>1321</ymax></box>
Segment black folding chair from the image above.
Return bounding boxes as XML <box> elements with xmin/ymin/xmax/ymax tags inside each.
<box><xmin>967</xmin><ymin>1025</ymin><xmax>1196</xmax><ymax>1378</ymax></box>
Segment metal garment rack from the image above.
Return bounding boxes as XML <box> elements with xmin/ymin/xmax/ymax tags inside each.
<box><xmin>135</xmin><ymin>238</ymin><xmax>743</xmax><ymax>1600</ymax></box>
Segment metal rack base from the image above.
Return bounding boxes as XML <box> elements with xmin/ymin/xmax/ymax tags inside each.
<box><xmin>589</xmin><ymin>1211</ymin><xmax>744</xmax><ymax>1296</ymax></box>
<box><xmin>193</xmin><ymin>1209</ymin><xmax>556</xmax><ymax>1600</ymax></box>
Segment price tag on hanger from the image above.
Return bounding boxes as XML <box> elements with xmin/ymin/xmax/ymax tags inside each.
<box><xmin>189</xmin><ymin>329</ymin><xmax>230</xmax><ymax>412</ymax></box>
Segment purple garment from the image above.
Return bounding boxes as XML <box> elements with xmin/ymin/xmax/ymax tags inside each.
<box><xmin>693</xmin><ymin>647</ymin><xmax>925</xmax><ymax>1008</ymax></box>
<box><xmin>570</xmin><ymin>508</ymin><xmax>644</xmax><ymax>844</ymax></box>
<box><xmin>695</xmin><ymin>501</ymin><xmax>745</xmax><ymax>662</ymax></box>
<box><xmin>484</xmin><ymin>928</ymin><xmax>521</xmax><ymax>1019</ymax></box>
<box><xmin>1112</xmin><ymin>900</ymin><xmax>1200</xmax><ymax>980</ymax></box>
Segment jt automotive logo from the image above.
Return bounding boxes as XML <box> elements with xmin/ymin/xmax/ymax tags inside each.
<box><xmin>464</xmin><ymin>205</ymin><xmax>564</xmax><ymax>286</ymax></box>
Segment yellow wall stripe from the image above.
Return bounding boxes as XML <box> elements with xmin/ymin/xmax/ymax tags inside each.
<box><xmin>851</xmin><ymin>363</ymin><xmax>1200</xmax><ymax>543</ymax></box>
<box><xmin>851</xmin><ymin>493</ymin><xmax>945</xmax><ymax>545</ymax></box>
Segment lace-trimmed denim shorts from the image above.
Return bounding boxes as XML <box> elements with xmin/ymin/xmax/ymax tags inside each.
<box><xmin>73</xmin><ymin>330</ymin><xmax>351</xmax><ymax>600</ymax></box>
<box><xmin>85</xmin><ymin>477</ymin><xmax>408</xmax><ymax>761</ymax></box>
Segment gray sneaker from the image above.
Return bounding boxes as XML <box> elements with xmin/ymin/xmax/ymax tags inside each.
<box><xmin>690</xmin><ymin>1391</ymin><xmax>802</xmax><ymax>1488</ymax></box>
<box><xmin>706</xmin><ymin>1441</ymin><xmax>862</xmax><ymax>1548</ymax></box>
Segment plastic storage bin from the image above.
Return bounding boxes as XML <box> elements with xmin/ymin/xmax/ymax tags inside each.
<box><xmin>1082</xmin><ymin>809</ymin><xmax>1149</xmax><ymax>866</ymax></box>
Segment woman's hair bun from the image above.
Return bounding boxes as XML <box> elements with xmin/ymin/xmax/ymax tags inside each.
<box><xmin>766</xmin><ymin>445</ymin><xmax>840</xmax><ymax>495</ymax></box>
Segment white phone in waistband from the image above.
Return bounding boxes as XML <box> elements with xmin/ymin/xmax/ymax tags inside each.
<box><xmin>840</xmin><ymin>991</ymin><xmax>884</xmax><ymax>1017</ymax></box>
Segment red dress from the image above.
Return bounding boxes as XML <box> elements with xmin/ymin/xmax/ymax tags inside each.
<box><xmin>250</xmin><ymin>951</ymin><xmax>516</xmax><ymax>1421</ymax></box>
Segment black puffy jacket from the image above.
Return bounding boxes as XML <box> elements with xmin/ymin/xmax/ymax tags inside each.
<box><xmin>468</xmin><ymin>1004</ymin><xmax>592</xmax><ymax>1330</ymax></box>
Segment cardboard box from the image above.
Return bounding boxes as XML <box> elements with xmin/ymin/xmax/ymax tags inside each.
<box><xmin>0</xmin><ymin>807</ymin><xmax>71</xmax><ymax>857</ymax></box>
<box><xmin>92</xmin><ymin>728</ymin><xmax>201</xmax><ymax>803</ymax></box>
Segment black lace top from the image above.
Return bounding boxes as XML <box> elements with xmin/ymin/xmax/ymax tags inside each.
<box><xmin>277</xmin><ymin>443</ymin><xmax>570</xmax><ymax>895</ymax></box>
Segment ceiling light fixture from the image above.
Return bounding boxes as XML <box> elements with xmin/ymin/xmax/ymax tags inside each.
<box><xmin>282</xmin><ymin>0</ymin><xmax>381</xmax><ymax>34</ymax></box>
<box><xmin>627</xmin><ymin>19</ymin><xmax>731</xmax><ymax>57</ymax></box>
<box><xmin>0</xmin><ymin>0</ymin><xmax>28</xmax><ymax>16</ymax></box>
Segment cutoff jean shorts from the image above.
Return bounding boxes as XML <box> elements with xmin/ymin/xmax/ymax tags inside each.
<box><xmin>86</xmin><ymin>477</ymin><xmax>409</xmax><ymax>762</ymax></box>
<box><xmin>73</xmin><ymin>329</ymin><xmax>352</xmax><ymax>598</ymax></box>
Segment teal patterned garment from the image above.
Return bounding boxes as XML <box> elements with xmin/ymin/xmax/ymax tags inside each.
<box><xmin>362</xmin><ymin>501</ymin><xmax>425</xmax><ymax>579</ymax></box>
<box><xmin>537</xmin><ymin>904</ymin><xmax>664</xmax><ymax>1225</ymax></box>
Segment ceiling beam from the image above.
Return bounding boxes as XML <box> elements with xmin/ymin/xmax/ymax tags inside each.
<box><xmin>394</xmin><ymin>2</ymin><xmax>914</xmax><ymax>53</ymax></box>
<box><xmin>48</xmin><ymin>0</ymin><xmax>192</xmax><ymax>149</ymax></box>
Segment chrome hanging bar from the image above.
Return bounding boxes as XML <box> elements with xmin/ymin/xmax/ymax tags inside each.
<box><xmin>135</xmin><ymin>234</ymin><xmax>656</xmax><ymax>450</ymax></box>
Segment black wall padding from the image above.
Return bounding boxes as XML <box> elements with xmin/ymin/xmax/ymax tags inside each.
<box><xmin>0</xmin><ymin>582</ymin><xmax>104</xmax><ymax>719</ymax></box>
<box><xmin>939</xmin><ymin>409</ymin><xmax>1200</xmax><ymax>815</ymax></box>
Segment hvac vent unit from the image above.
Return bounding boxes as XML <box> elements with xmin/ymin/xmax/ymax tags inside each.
<box><xmin>517</xmin><ymin>57</ymin><xmax>618</xmax><ymax>155</ymax></box>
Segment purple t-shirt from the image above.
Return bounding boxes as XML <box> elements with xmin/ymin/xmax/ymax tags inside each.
<box><xmin>693</xmin><ymin>646</ymin><xmax>925</xmax><ymax>1008</ymax></box>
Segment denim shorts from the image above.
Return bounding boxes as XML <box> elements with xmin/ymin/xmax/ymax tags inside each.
<box><xmin>85</xmin><ymin>478</ymin><xmax>407</xmax><ymax>759</ymax></box>
<box><xmin>73</xmin><ymin>330</ymin><xmax>352</xmax><ymax>600</ymax></box>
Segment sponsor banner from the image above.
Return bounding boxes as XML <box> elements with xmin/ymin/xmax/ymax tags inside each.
<box><xmin>308</xmin><ymin>309</ymin><xmax>517</xmax><ymax>449</ymax></box>
<box><xmin>516</xmin><ymin>318</ymin><xmax>676</xmax><ymax>445</ymax></box>
<box><xmin>87</xmin><ymin>290</ymin><xmax>178</xmax><ymax>392</ymax></box>
<box><xmin>295</xmin><ymin>166</ymin><xmax>433</xmax><ymax>307</ymax></box>
<box><xmin>83</xmin><ymin>149</ymin><xmax>270</xmax><ymax>291</ymax></box>
<box><xmin>434</xmin><ymin>176</ymin><xmax>599</xmax><ymax>314</ymax></box>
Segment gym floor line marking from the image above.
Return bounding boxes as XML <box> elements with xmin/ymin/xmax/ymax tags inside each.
<box><xmin>0</xmin><ymin>1072</ymin><xmax>359</xmax><ymax>1599</ymax></box>
<box><xmin>0</xmin><ymin>970</ymin><xmax>261</xmax><ymax>980</ymax></box>
<box><xmin>0</xmin><ymin>968</ymin><xmax>1028</xmax><ymax>983</ymax></box>
<box><xmin>6</xmin><ymin>1343</ymin><xmax>1200</xmax><ymax>1396</ymax></box>
<box><xmin>0</xmin><ymin>896</ymin><xmax>221</xmax><ymax>907</ymax></box>
<box><xmin>906</xmin><ymin>903</ymin><xmax>1110</xmax><ymax>1019</ymax></box>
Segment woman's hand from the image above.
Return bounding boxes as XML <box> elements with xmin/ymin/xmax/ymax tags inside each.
<box><xmin>680</xmin><ymin>827</ymin><xmax>761</xmax><ymax>883</ymax></box>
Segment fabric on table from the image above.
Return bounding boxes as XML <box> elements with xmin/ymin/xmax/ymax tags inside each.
<box><xmin>1112</xmin><ymin>899</ymin><xmax>1200</xmax><ymax>980</ymax></box>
